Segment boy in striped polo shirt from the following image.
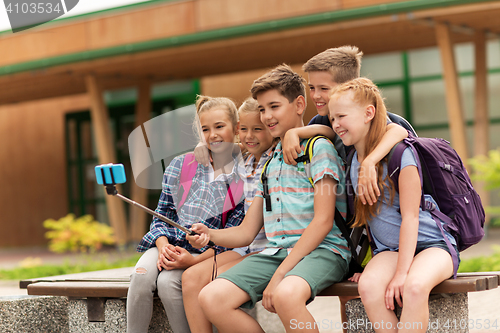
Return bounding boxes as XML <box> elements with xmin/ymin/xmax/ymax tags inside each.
<box><xmin>188</xmin><ymin>64</ymin><xmax>349</xmax><ymax>333</ymax></box>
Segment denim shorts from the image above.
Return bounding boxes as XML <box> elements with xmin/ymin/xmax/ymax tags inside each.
<box><xmin>414</xmin><ymin>240</ymin><xmax>461</xmax><ymax>265</ymax></box>
<box><xmin>378</xmin><ymin>240</ymin><xmax>460</xmax><ymax>265</ymax></box>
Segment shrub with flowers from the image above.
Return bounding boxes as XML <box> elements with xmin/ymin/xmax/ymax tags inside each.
<box><xmin>44</xmin><ymin>214</ymin><xmax>115</xmax><ymax>253</ymax></box>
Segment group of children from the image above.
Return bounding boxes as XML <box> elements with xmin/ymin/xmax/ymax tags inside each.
<box><xmin>126</xmin><ymin>46</ymin><xmax>458</xmax><ymax>333</ymax></box>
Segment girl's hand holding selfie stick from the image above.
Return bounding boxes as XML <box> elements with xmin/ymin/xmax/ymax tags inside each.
<box><xmin>94</xmin><ymin>163</ymin><xmax>215</xmax><ymax>247</ymax></box>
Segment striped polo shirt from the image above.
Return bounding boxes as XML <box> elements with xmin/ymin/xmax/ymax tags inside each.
<box><xmin>255</xmin><ymin>138</ymin><xmax>350</xmax><ymax>262</ymax></box>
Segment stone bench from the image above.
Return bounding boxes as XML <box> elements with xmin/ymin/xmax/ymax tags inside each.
<box><xmin>18</xmin><ymin>269</ymin><xmax>500</xmax><ymax>333</ymax></box>
<box><xmin>0</xmin><ymin>295</ymin><xmax>68</xmax><ymax>333</ymax></box>
<box><xmin>17</xmin><ymin>267</ymin><xmax>171</xmax><ymax>332</ymax></box>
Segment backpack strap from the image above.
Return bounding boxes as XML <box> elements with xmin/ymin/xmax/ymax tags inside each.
<box><xmin>345</xmin><ymin>148</ymin><xmax>377</xmax><ymax>257</ymax></box>
<box><xmin>429</xmin><ymin>206</ymin><xmax>460</xmax><ymax>278</ymax></box>
<box><xmin>178</xmin><ymin>153</ymin><xmax>198</xmax><ymax>209</ymax></box>
<box><xmin>291</xmin><ymin>136</ymin><xmax>332</xmax><ymax>188</ymax></box>
<box><xmin>221</xmin><ymin>178</ymin><xmax>244</xmax><ymax>227</ymax></box>
<box><xmin>345</xmin><ymin>148</ymin><xmax>356</xmax><ymax>216</ymax></box>
<box><xmin>387</xmin><ymin>137</ymin><xmax>426</xmax><ymax>210</ymax></box>
<box><xmin>260</xmin><ymin>157</ymin><xmax>273</xmax><ymax>212</ymax></box>
<box><xmin>335</xmin><ymin>207</ymin><xmax>362</xmax><ymax>273</ymax></box>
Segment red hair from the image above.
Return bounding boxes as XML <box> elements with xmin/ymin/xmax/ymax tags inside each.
<box><xmin>330</xmin><ymin>78</ymin><xmax>395</xmax><ymax>227</ymax></box>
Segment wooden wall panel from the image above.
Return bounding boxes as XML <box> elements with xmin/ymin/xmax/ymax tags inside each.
<box><xmin>87</xmin><ymin>2</ymin><xmax>196</xmax><ymax>49</ymax></box>
<box><xmin>0</xmin><ymin>22</ymin><xmax>87</xmax><ymax>67</ymax></box>
<box><xmin>0</xmin><ymin>94</ymin><xmax>90</xmax><ymax>247</ymax></box>
<box><xmin>201</xmin><ymin>64</ymin><xmax>317</xmax><ymax>124</ymax></box>
<box><xmin>0</xmin><ymin>1</ymin><xmax>196</xmax><ymax>66</ymax></box>
<box><xmin>195</xmin><ymin>0</ymin><xmax>341</xmax><ymax>30</ymax></box>
<box><xmin>340</xmin><ymin>0</ymin><xmax>405</xmax><ymax>9</ymax></box>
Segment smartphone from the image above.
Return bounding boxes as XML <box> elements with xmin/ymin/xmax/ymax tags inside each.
<box><xmin>95</xmin><ymin>164</ymin><xmax>127</xmax><ymax>185</ymax></box>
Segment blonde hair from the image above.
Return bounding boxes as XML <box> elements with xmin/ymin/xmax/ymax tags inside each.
<box><xmin>330</xmin><ymin>78</ymin><xmax>394</xmax><ymax>228</ymax></box>
<box><xmin>238</xmin><ymin>97</ymin><xmax>280</xmax><ymax>145</ymax></box>
<box><xmin>193</xmin><ymin>95</ymin><xmax>238</xmax><ymax>142</ymax></box>
<box><xmin>302</xmin><ymin>46</ymin><xmax>363</xmax><ymax>84</ymax></box>
<box><xmin>250</xmin><ymin>64</ymin><xmax>306</xmax><ymax>104</ymax></box>
<box><xmin>238</xmin><ymin>97</ymin><xmax>259</xmax><ymax>116</ymax></box>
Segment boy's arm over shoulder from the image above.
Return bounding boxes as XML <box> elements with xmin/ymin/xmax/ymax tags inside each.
<box><xmin>358</xmin><ymin>124</ymin><xmax>408</xmax><ymax>205</ymax></box>
<box><xmin>372</xmin><ymin>123</ymin><xmax>408</xmax><ymax>162</ymax></box>
<box><xmin>282</xmin><ymin>125</ymin><xmax>336</xmax><ymax>165</ymax></box>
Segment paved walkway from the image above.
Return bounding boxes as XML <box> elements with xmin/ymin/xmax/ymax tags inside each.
<box><xmin>1</xmin><ymin>228</ymin><xmax>499</xmax><ymax>332</ymax></box>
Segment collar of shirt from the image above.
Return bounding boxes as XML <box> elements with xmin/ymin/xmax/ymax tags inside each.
<box><xmin>273</xmin><ymin>140</ymin><xmax>307</xmax><ymax>160</ymax></box>
<box><xmin>239</xmin><ymin>145</ymin><xmax>275</xmax><ymax>176</ymax></box>
<box><xmin>244</xmin><ymin>145</ymin><xmax>275</xmax><ymax>167</ymax></box>
<box><xmin>206</xmin><ymin>155</ymin><xmax>243</xmax><ymax>183</ymax></box>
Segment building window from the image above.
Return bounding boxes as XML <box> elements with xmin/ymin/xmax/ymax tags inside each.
<box><xmin>65</xmin><ymin>80</ymin><xmax>200</xmax><ymax>225</ymax></box>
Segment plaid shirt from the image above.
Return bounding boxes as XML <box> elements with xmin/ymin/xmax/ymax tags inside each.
<box><xmin>137</xmin><ymin>153</ymin><xmax>245</xmax><ymax>253</ymax></box>
<box><xmin>238</xmin><ymin>145</ymin><xmax>275</xmax><ymax>252</ymax></box>
<box><xmin>239</xmin><ymin>145</ymin><xmax>275</xmax><ymax>212</ymax></box>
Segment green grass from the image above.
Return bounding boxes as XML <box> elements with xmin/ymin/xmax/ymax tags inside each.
<box><xmin>0</xmin><ymin>253</ymin><xmax>142</xmax><ymax>280</ymax></box>
<box><xmin>458</xmin><ymin>245</ymin><xmax>500</xmax><ymax>273</ymax></box>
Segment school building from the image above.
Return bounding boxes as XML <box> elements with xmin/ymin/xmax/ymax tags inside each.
<box><xmin>0</xmin><ymin>0</ymin><xmax>499</xmax><ymax>247</ymax></box>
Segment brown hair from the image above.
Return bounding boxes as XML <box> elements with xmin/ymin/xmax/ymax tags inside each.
<box><xmin>250</xmin><ymin>64</ymin><xmax>306</xmax><ymax>104</ymax></box>
<box><xmin>193</xmin><ymin>95</ymin><xmax>238</xmax><ymax>142</ymax></box>
<box><xmin>330</xmin><ymin>78</ymin><xmax>394</xmax><ymax>227</ymax></box>
<box><xmin>302</xmin><ymin>45</ymin><xmax>363</xmax><ymax>84</ymax></box>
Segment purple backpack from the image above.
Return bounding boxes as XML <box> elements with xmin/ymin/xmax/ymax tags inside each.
<box><xmin>387</xmin><ymin>134</ymin><xmax>485</xmax><ymax>277</ymax></box>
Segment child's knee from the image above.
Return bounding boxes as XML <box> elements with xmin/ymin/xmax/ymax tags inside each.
<box><xmin>403</xmin><ymin>278</ymin><xmax>429</xmax><ymax>302</ymax></box>
<box><xmin>273</xmin><ymin>277</ymin><xmax>310</xmax><ymax>309</ymax></box>
<box><xmin>198</xmin><ymin>282</ymin><xmax>226</xmax><ymax>313</ymax></box>
<box><xmin>135</xmin><ymin>267</ymin><xmax>148</xmax><ymax>274</ymax></box>
<box><xmin>182</xmin><ymin>265</ymin><xmax>207</xmax><ymax>291</ymax></box>
<box><xmin>357</xmin><ymin>274</ymin><xmax>379</xmax><ymax>301</ymax></box>
<box><xmin>129</xmin><ymin>266</ymin><xmax>157</xmax><ymax>295</ymax></box>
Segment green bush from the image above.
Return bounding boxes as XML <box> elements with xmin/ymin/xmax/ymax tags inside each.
<box><xmin>44</xmin><ymin>214</ymin><xmax>115</xmax><ymax>253</ymax></box>
<box><xmin>469</xmin><ymin>149</ymin><xmax>500</xmax><ymax>217</ymax></box>
<box><xmin>490</xmin><ymin>217</ymin><xmax>500</xmax><ymax>228</ymax></box>
<box><xmin>458</xmin><ymin>246</ymin><xmax>500</xmax><ymax>273</ymax></box>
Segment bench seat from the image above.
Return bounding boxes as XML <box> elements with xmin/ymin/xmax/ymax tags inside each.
<box><xmin>22</xmin><ymin>267</ymin><xmax>500</xmax><ymax>298</ymax></box>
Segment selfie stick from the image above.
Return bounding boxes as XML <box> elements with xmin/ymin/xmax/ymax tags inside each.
<box><xmin>95</xmin><ymin>164</ymin><xmax>214</xmax><ymax>246</ymax></box>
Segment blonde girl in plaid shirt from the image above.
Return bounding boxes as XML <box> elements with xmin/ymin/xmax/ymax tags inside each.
<box><xmin>183</xmin><ymin>97</ymin><xmax>277</xmax><ymax>333</ymax></box>
<box><xmin>127</xmin><ymin>96</ymin><xmax>246</xmax><ymax>333</ymax></box>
